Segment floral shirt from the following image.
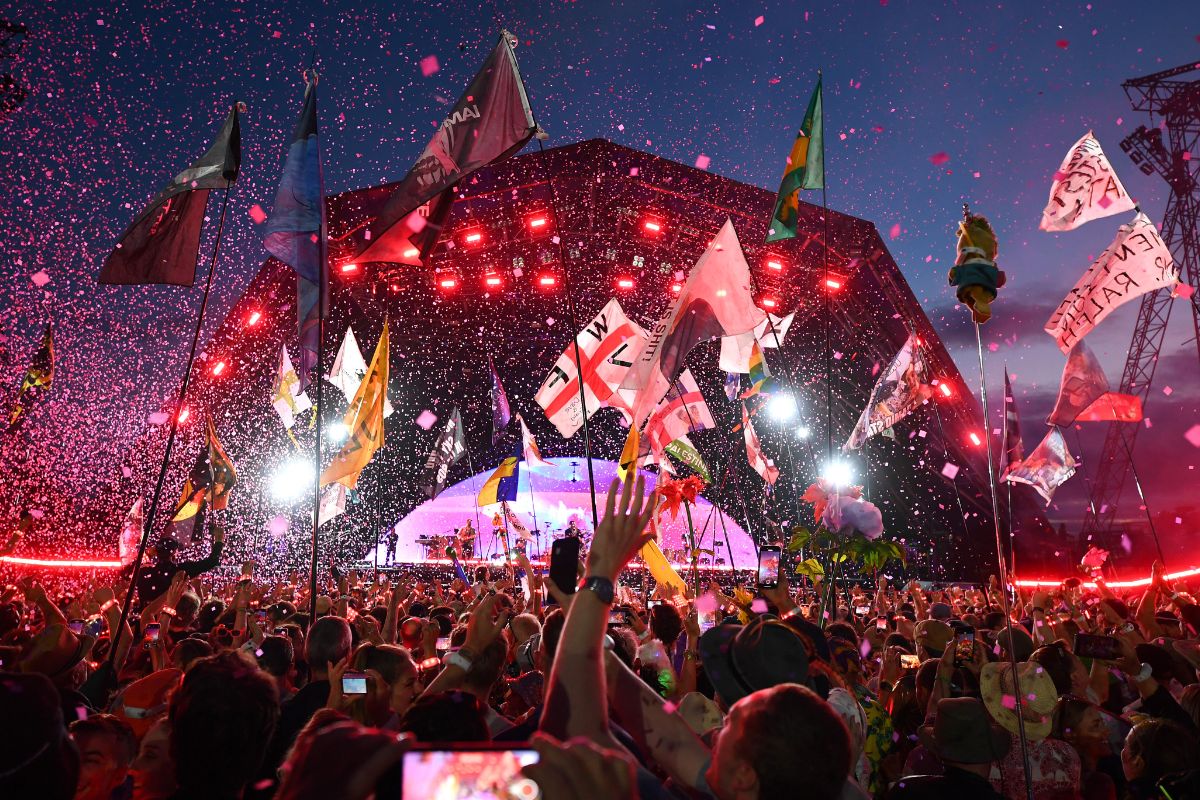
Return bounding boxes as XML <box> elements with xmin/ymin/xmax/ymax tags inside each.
<box><xmin>852</xmin><ymin>684</ymin><xmax>896</xmax><ymax>796</ymax></box>
<box><xmin>989</xmin><ymin>732</ymin><xmax>1081</xmax><ymax>800</ymax></box>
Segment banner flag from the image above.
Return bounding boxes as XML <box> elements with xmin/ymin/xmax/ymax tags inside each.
<box><xmin>99</xmin><ymin>103</ymin><xmax>242</xmax><ymax>285</ymax></box>
<box><xmin>1040</xmin><ymin>131</ymin><xmax>1136</xmax><ymax>232</ymax></box>
<box><xmin>489</xmin><ymin>355</ymin><xmax>512</xmax><ymax>444</ymax></box>
<box><xmin>643</xmin><ymin>369</ymin><xmax>715</xmax><ymax>457</ymax></box>
<box><xmin>423</xmin><ymin>408</ymin><xmax>468</xmax><ymax>499</ymax></box>
<box><xmin>352</xmin><ymin>32</ymin><xmax>537</xmax><ymax>265</ymax></box>
<box><xmin>719</xmin><ymin>311</ymin><xmax>796</xmax><ymax>372</ymax></box>
<box><xmin>1045</xmin><ymin>212</ymin><xmax>1179</xmax><ymax>352</ymax></box>
<box><xmin>327</xmin><ymin>327</ymin><xmax>394</xmax><ymax>417</ymax></box>
<box><xmin>664</xmin><ymin>434</ymin><xmax>711</xmax><ymax>483</ymax></box>
<box><xmin>271</xmin><ymin>346</ymin><xmax>312</xmax><ymax>430</ymax></box>
<box><xmin>318</xmin><ymin>483</ymin><xmax>347</xmax><ymax>527</ymax></box>
<box><xmin>264</xmin><ymin>79</ymin><xmax>326</xmax><ymax>390</ymax></box>
<box><xmin>739</xmin><ymin>341</ymin><xmax>777</xmax><ymax>399</ymax></box>
<box><xmin>766</xmin><ymin>76</ymin><xmax>824</xmax><ymax>242</ymax></box>
<box><xmin>501</xmin><ymin>501</ymin><xmax>534</xmax><ymax>541</ymax></box>
<box><xmin>1047</xmin><ymin>341</ymin><xmax>1144</xmax><ymax>427</ymax></box>
<box><xmin>1005</xmin><ymin>426</ymin><xmax>1077</xmax><ymax>505</ymax></box>
<box><xmin>536</xmin><ymin>297</ymin><xmax>647</xmax><ymax>438</ymax></box>
<box><xmin>1001</xmin><ymin>370</ymin><xmax>1025</xmax><ymax>480</ymax></box>
<box><xmin>320</xmin><ymin>320</ymin><xmax>389</xmax><ymax>489</ymax></box>
<box><xmin>118</xmin><ymin>498</ymin><xmax>144</xmax><ymax>567</ymax></box>
<box><xmin>621</xmin><ymin>219</ymin><xmax>765</xmax><ymax>431</ymax></box>
<box><xmin>9</xmin><ymin>323</ymin><xmax>54</xmax><ymax>427</ymax></box>
<box><xmin>479</xmin><ymin>440</ymin><xmax>522</xmax><ymax>506</ymax></box>
<box><xmin>617</xmin><ymin>425</ymin><xmax>640</xmax><ymax>483</ymax></box>
<box><xmin>517</xmin><ymin>413</ymin><xmax>553</xmax><ymax>467</ymax></box>
<box><xmin>844</xmin><ymin>333</ymin><xmax>932</xmax><ymax>450</ymax></box>
<box><xmin>742</xmin><ymin>403</ymin><xmax>779</xmax><ymax>486</ymax></box>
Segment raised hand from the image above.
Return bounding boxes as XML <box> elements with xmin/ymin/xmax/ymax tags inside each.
<box><xmin>585</xmin><ymin>474</ymin><xmax>655</xmax><ymax>583</ymax></box>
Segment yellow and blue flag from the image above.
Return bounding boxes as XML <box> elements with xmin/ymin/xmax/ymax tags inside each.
<box><xmin>478</xmin><ymin>439</ymin><xmax>521</xmax><ymax>506</ymax></box>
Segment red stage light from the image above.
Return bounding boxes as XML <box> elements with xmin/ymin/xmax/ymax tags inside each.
<box><xmin>484</xmin><ymin>274</ymin><xmax>503</xmax><ymax>288</ymax></box>
<box><xmin>616</xmin><ymin>277</ymin><xmax>635</xmax><ymax>290</ymax></box>
<box><xmin>760</xmin><ymin>296</ymin><xmax>779</xmax><ymax>309</ymax></box>
<box><xmin>177</xmin><ymin>407</ymin><xmax>190</xmax><ymax>424</ymax></box>
<box><xmin>537</xmin><ymin>274</ymin><xmax>558</xmax><ymax>288</ymax></box>
<box><xmin>438</xmin><ymin>276</ymin><xmax>458</xmax><ymax>290</ymax></box>
<box><xmin>969</xmin><ymin>431</ymin><xmax>982</xmax><ymax>446</ymax></box>
<box><xmin>825</xmin><ymin>277</ymin><xmax>843</xmax><ymax>290</ymax></box>
<box><xmin>340</xmin><ymin>262</ymin><xmax>359</xmax><ymax>274</ymax></box>
<box><xmin>670</xmin><ymin>282</ymin><xmax>683</xmax><ymax>294</ymax></box>
<box><xmin>642</xmin><ymin>219</ymin><xmax>664</xmax><ymax>235</ymax></box>
<box><xmin>246</xmin><ymin>311</ymin><xmax>262</xmax><ymax>327</ymax></box>
<box><xmin>403</xmin><ymin>247</ymin><xmax>420</xmax><ymax>260</ymax></box>
<box><xmin>528</xmin><ymin>215</ymin><xmax>550</xmax><ymax>232</ymax></box>
<box><xmin>462</xmin><ymin>229</ymin><xmax>484</xmax><ymax>246</ymax></box>
<box><xmin>211</xmin><ymin>360</ymin><xmax>227</xmax><ymax>377</ymax></box>
<box><xmin>765</xmin><ymin>258</ymin><xmax>784</xmax><ymax>272</ymax></box>
<box><xmin>938</xmin><ymin>383</ymin><xmax>953</xmax><ymax>398</ymax></box>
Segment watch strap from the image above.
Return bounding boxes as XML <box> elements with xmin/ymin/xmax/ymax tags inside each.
<box><xmin>580</xmin><ymin>576</ymin><xmax>615</xmax><ymax>605</ymax></box>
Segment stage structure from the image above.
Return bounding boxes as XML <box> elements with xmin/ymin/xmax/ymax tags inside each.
<box><xmin>122</xmin><ymin>139</ymin><xmax>1054</xmax><ymax>581</ymax></box>
<box><xmin>1082</xmin><ymin>63</ymin><xmax>1200</xmax><ymax>563</ymax></box>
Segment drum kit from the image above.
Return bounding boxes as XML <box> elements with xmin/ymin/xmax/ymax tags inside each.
<box><xmin>414</xmin><ymin>520</ymin><xmax>592</xmax><ymax>561</ymax></box>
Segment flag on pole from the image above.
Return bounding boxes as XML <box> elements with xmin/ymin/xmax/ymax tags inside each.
<box><xmin>517</xmin><ymin>413</ymin><xmax>552</xmax><ymax>467</ymax></box>
<box><xmin>719</xmin><ymin>312</ymin><xmax>795</xmax><ymax>372</ymax></box>
<box><xmin>535</xmin><ymin>297</ymin><xmax>647</xmax><ymax>438</ymax></box>
<box><xmin>739</xmin><ymin>342</ymin><xmax>776</xmax><ymax>399</ymax></box>
<box><xmin>264</xmin><ymin>78</ymin><xmax>326</xmax><ymax>390</ymax></box>
<box><xmin>643</xmin><ymin>370</ymin><xmax>715</xmax><ymax>457</ymax></box>
<box><xmin>1039</xmin><ymin>131</ymin><xmax>1136</xmax><ymax>232</ymax></box>
<box><xmin>724</xmin><ymin>372</ymin><xmax>741</xmax><ymax>402</ymax></box>
<box><xmin>621</xmin><ymin>219</ymin><xmax>766</xmax><ymax>431</ymax></box>
<box><xmin>118</xmin><ymin>498</ymin><xmax>144</xmax><ymax>567</ymax></box>
<box><xmin>1044</xmin><ymin>212</ymin><xmax>1179</xmax><ymax>352</ymax></box>
<box><xmin>664</xmin><ymin>434</ymin><xmax>711</xmax><ymax>483</ymax></box>
<box><xmin>99</xmin><ymin>103</ymin><xmax>242</xmax><ymax>285</ymax></box>
<box><xmin>351</xmin><ymin>32</ymin><xmax>537</xmax><ymax>265</ymax></box>
<box><xmin>742</xmin><ymin>403</ymin><xmax>779</xmax><ymax>486</ymax></box>
<box><xmin>326</xmin><ymin>326</ymin><xmax>395</xmax><ymax>417</ymax></box>
<box><xmin>424</xmin><ymin>408</ymin><xmax>468</xmax><ymax>499</ymax></box>
<box><xmin>618</xmin><ymin>426</ymin><xmax>640</xmax><ymax>483</ymax></box>
<box><xmin>844</xmin><ymin>333</ymin><xmax>932</xmax><ymax>450</ymax></box>
<box><xmin>766</xmin><ymin>76</ymin><xmax>824</xmax><ymax>242</ymax></box>
<box><xmin>1004</xmin><ymin>426</ymin><xmax>1077</xmax><ymax>505</ymax></box>
<box><xmin>1000</xmin><ymin>370</ymin><xmax>1024</xmax><ymax>480</ymax></box>
<box><xmin>479</xmin><ymin>440</ymin><xmax>522</xmax><ymax>506</ymax></box>
<box><xmin>318</xmin><ymin>483</ymin><xmax>347</xmax><ymax>527</ymax></box>
<box><xmin>1047</xmin><ymin>341</ymin><xmax>1142</xmax><ymax>427</ymax></box>
<box><xmin>489</xmin><ymin>355</ymin><xmax>512</xmax><ymax>444</ymax></box>
<box><xmin>168</xmin><ymin>419</ymin><xmax>236</xmax><ymax>531</ymax></box>
<box><xmin>271</xmin><ymin>346</ymin><xmax>312</xmax><ymax>430</ymax></box>
<box><xmin>8</xmin><ymin>323</ymin><xmax>54</xmax><ymax>427</ymax></box>
<box><xmin>205</xmin><ymin>418</ymin><xmax>237</xmax><ymax>511</ymax></box>
<box><xmin>320</xmin><ymin>320</ymin><xmax>388</xmax><ymax>489</ymax></box>
<box><xmin>501</xmin><ymin>501</ymin><xmax>534</xmax><ymax>541</ymax></box>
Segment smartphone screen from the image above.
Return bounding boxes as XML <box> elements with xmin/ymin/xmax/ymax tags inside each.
<box><xmin>68</xmin><ymin>619</ymin><xmax>84</xmax><ymax>635</ymax></box>
<box><xmin>144</xmin><ymin>622</ymin><xmax>160</xmax><ymax>641</ymax></box>
<box><xmin>1074</xmin><ymin>633</ymin><xmax>1121</xmax><ymax>661</ymax></box>
<box><xmin>698</xmin><ymin>610</ymin><xmax>718</xmax><ymax>634</ymax></box>
<box><xmin>757</xmin><ymin>546</ymin><xmax>782</xmax><ymax>590</ymax></box>
<box><xmin>900</xmin><ymin>654</ymin><xmax>921</xmax><ymax>670</ymax></box>
<box><xmin>402</xmin><ymin>747</ymin><xmax>540</xmax><ymax>800</ymax></box>
<box><xmin>436</xmin><ymin>637</ymin><xmax>451</xmax><ymax>652</ymax></box>
<box><xmin>608</xmin><ymin>610</ymin><xmax>626</xmax><ymax>626</ymax></box>
<box><xmin>341</xmin><ymin>672</ymin><xmax>368</xmax><ymax>695</ymax></box>
<box><xmin>954</xmin><ymin>630</ymin><xmax>975</xmax><ymax>666</ymax></box>
<box><xmin>876</xmin><ymin>617</ymin><xmax>888</xmax><ymax>631</ymax></box>
<box><xmin>548</xmin><ymin>538</ymin><xmax>581</xmax><ymax>597</ymax></box>
<box><xmin>855</xmin><ymin>605</ymin><xmax>871</xmax><ymax>616</ymax></box>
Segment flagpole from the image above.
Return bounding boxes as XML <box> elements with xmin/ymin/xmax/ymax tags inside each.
<box><xmin>110</xmin><ymin>186</ymin><xmax>233</xmax><ymax>665</ymax></box>
<box><xmin>306</xmin><ymin>68</ymin><xmax>326</xmax><ymax>629</ymax></box>
<box><xmin>818</xmin><ymin>70</ymin><xmax>834</xmax><ymax>470</ymax></box>
<box><xmin>1000</xmin><ymin>366</ymin><xmax>1017</xmax><ymax>578</ymax></box>
<box><xmin>463</xmin><ymin>445</ymin><xmax>485</xmax><ymax>556</ymax></box>
<box><xmin>533</xmin><ymin>136</ymin><xmax>599</xmax><ymax>530</ymax></box>
<box><xmin>972</xmin><ymin>319</ymin><xmax>1035</xmax><ymax>800</ymax></box>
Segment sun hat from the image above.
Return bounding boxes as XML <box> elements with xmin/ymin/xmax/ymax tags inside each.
<box><xmin>914</xmin><ymin>619</ymin><xmax>953</xmax><ymax>655</ymax></box>
<box><xmin>980</xmin><ymin>660</ymin><xmax>1059</xmax><ymax>741</ymax></box>
<box><xmin>677</xmin><ymin>692</ymin><xmax>724</xmax><ymax>736</ymax></box>
<box><xmin>18</xmin><ymin>623</ymin><xmax>96</xmax><ymax>679</ymax></box>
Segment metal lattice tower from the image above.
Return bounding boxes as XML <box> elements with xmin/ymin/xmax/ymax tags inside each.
<box><xmin>1081</xmin><ymin>61</ymin><xmax>1200</xmax><ymax>549</ymax></box>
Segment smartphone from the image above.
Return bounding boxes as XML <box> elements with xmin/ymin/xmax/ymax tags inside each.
<box><xmin>900</xmin><ymin>654</ymin><xmax>920</xmax><ymax>670</ymax></box>
<box><xmin>274</xmin><ymin>627</ymin><xmax>289</xmax><ymax>636</ymax></box>
<box><xmin>876</xmin><ymin>617</ymin><xmax>888</xmax><ymax>631</ymax></box>
<box><xmin>142</xmin><ymin>622</ymin><xmax>160</xmax><ymax>649</ymax></box>
<box><xmin>855</xmin><ymin>605</ymin><xmax>871</xmax><ymax>616</ymax></box>
<box><xmin>548</xmin><ymin>537</ymin><xmax>581</xmax><ymax>598</ymax></box>
<box><xmin>435</xmin><ymin>637</ymin><xmax>451</xmax><ymax>652</ymax></box>
<box><xmin>255</xmin><ymin>610</ymin><xmax>267</xmax><ymax>625</ymax></box>
<box><xmin>401</xmin><ymin>744</ymin><xmax>540</xmax><ymax>799</ymax></box>
<box><xmin>1074</xmin><ymin>633</ymin><xmax>1121</xmax><ymax>661</ymax></box>
<box><xmin>341</xmin><ymin>671</ymin><xmax>369</xmax><ymax>695</ymax></box>
<box><xmin>68</xmin><ymin>619</ymin><xmax>84</xmax><ymax>635</ymax></box>
<box><xmin>608</xmin><ymin>610</ymin><xmax>627</xmax><ymax>626</ymax></box>
<box><xmin>954</xmin><ymin>629</ymin><xmax>975</xmax><ymax>667</ymax></box>
<box><xmin>698</xmin><ymin>610</ymin><xmax>718</xmax><ymax>634</ymax></box>
<box><xmin>757</xmin><ymin>545</ymin><xmax>782</xmax><ymax>590</ymax></box>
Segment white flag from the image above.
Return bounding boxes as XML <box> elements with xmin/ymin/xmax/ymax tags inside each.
<box><xmin>502</xmin><ymin>501</ymin><xmax>534</xmax><ymax>541</ymax></box>
<box><xmin>518</xmin><ymin>414</ymin><xmax>553</xmax><ymax>467</ymax></box>
<box><xmin>1005</xmin><ymin>427</ymin><xmax>1077</xmax><ymax>505</ymax></box>
<box><xmin>1040</xmin><ymin>131</ymin><xmax>1136</xmax><ymax>232</ymax></box>
<box><xmin>844</xmin><ymin>333</ymin><xmax>932</xmax><ymax>450</ymax></box>
<box><xmin>327</xmin><ymin>327</ymin><xmax>394</xmax><ymax>417</ymax></box>
<box><xmin>742</xmin><ymin>403</ymin><xmax>779</xmax><ymax>486</ymax></box>
<box><xmin>535</xmin><ymin>297</ymin><xmax>647</xmax><ymax>438</ymax></box>
<box><xmin>272</xmin><ymin>346</ymin><xmax>312</xmax><ymax>430</ymax></box>
<box><xmin>1044</xmin><ymin>212</ymin><xmax>1179</xmax><ymax>352</ymax></box>
<box><xmin>644</xmin><ymin>369</ymin><xmax>715</xmax><ymax>455</ymax></box>
<box><xmin>118</xmin><ymin>498</ymin><xmax>143</xmax><ymax>566</ymax></box>
<box><xmin>318</xmin><ymin>483</ymin><xmax>347</xmax><ymax>527</ymax></box>
<box><xmin>719</xmin><ymin>312</ymin><xmax>796</xmax><ymax>372</ymax></box>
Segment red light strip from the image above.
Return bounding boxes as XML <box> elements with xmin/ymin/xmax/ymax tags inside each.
<box><xmin>1</xmin><ymin>555</ymin><xmax>123</xmax><ymax>568</ymax></box>
<box><xmin>1015</xmin><ymin>566</ymin><xmax>1200</xmax><ymax>589</ymax></box>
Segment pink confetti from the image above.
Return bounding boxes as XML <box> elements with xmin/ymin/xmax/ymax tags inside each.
<box><xmin>147</xmin><ymin>412</ymin><xmax>169</xmax><ymax>425</ymax></box>
<box><xmin>248</xmin><ymin>204</ymin><xmax>267</xmax><ymax>224</ymax></box>
<box><xmin>268</xmin><ymin>515</ymin><xmax>290</xmax><ymax>536</ymax></box>
<box><xmin>888</xmin><ymin>223</ymin><xmax>901</xmax><ymax>240</ymax></box>
<box><xmin>420</xmin><ymin>55</ymin><xmax>440</xmax><ymax>77</ymax></box>
<box><xmin>1056</xmin><ymin>39</ymin><xmax>1069</xmax><ymax>48</ymax></box>
<box><xmin>121</xmin><ymin>466</ymin><xmax>132</xmax><ymax>478</ymax></box>
<box><xmin>695</xmin><ymin>592</ymin><xmax>719</xmax><ymax>613</ymax></box>
<box><xmin>1001</xmin><ymin>694</ymin><xmax>1017</xmax><ymax>710</ymax></box>
<box><xmin>1097</xmin><ymin>194</ymin><xmax>1112</xmax><ymax>209</ymax></box>
<box><xmin>694</xmin><ymin>154</ymin><xmax>711</xmax><ymax>170</ymax></box>
<box><xmin>1175</xmin><ymin>283</ymin><xmax>1194</xmax><ymax>299</ymax></box>
<box><xmin>941</xmin><ymin>463</ymin><xmax>959</xmax><ymax>480</ymax></box>
<box><xmin>1184</xmin><ymin>425</ymin><xmax>1200</xmax><ymax>448</ymax></box>
<box><xmin>272</xmin><ymin>31</ymin><xmax>282</xmax><ymax>39</ymax></box>
<box><xmin>754</xmin><ymin>15</ymin><xmax>764</xmax><ymax>26</ymax></box>
<box><xmin>751</xmin><ymin>598</ymin><xmax>768</xmax><ymax>614</ymax></box>
<box><xmin>415</xmin><ymin>410</ymin><xmax>438</xmax><ymax>430</ymax></box>
<box><xmin>1163</xmin><ymin>385</ymin><xmax>1173</xmax><ymax>396</ymax></box>
<box><xmin>30</xmin><ymin>270</ymin><xmax>50</xmax><ymax>287</ymax></box>
<box><xmin>1184</xmin><ymin>152</ymin><xmax>1193</xmax><ymax>161</ymax></box>
<box><xmin>929</xmin><ymin>151</ymin><xmax>950</xmax><ymax>166</ymax></box>
<box><xmin>662</xmin><ymin>701</ymin><xmax>677</xmax><ymax>714</ymax></box>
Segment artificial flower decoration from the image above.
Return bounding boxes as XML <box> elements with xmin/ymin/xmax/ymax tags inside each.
<box><xmin>822</xmin><ymin>492</ymin><xmax>884</xmax><ymax>540</ymax></box>
<box><xmin>655</xmin><ymin>475</ymin><xmax>685</xmax><ymax>520</ymax></box>
<box><xmin>800</xmin><ymin>478</ymin><xmax>862</xmax><ymax>527</ymax></box>
<box><xmin>679</xmin><ymin>475</ymin><xmax>707</xmax><ymax>504</ymax></box>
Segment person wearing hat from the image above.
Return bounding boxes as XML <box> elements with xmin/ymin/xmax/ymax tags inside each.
<box><xmin>980</xmin><ymin>660</ymin><xmax>1082</xmax><ymax>799</ymax></box>
<box><xmin>18</xmin><ymin>616</ymin><xmax>99</xmax><ymax>725</ymax></box>
<box><xmin>132</xmin><ymin>522</ymin><xmax>225</xmax><ymax>608</ymax></box>
<box><xmin>887</xmin><ymin>697</ymin><xmax>1009</xmax><ymax>799</ymax></box>
<box><xmin>913</xmin><ymin>619</ymin><xmax>953</xmax><ymax>660</ymax></box>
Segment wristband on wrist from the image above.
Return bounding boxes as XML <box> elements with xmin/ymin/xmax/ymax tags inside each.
<box><xmin>444</xmin><ymin>649</ymin><xmax>474</xmax><ymax>673</ymax></box>
<box><xmin>779</xmin><ymin>606</ymin><xmax>803</xmax><ymax>621</ymax></box>
<box><xmin>1134</xmin><ymin>662</ymin><xmax>1153</xmax><ymax>683</ymax></box>
<box><xmin>160</xmin><ymin>606</ymin><xmax>177</xmax><ymax>618</ymax></box>
<box><xmin>418</xmin><ymin>656</ymin><xmax>441</xmax><ymax>670</ymax></box>
<box><xmin>99</xmin><ymin>599</ymin><xmax>117</xmax><ymax>613</ymax></box>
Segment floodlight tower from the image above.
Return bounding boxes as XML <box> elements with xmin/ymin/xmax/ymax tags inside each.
<box><xmin>1081</xmin><ymin>62</ymin><xmax>1200</xmax><ymax>551</ymax></box>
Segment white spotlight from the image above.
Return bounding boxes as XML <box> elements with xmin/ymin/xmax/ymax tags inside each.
<box><xmin>270</xmin><ymin>460</ymin><xmax>315</xmax><ymax>502</ymax></box>
<box><xmin>796</xmin><ymin>425</ymin><xmax>812</xmax><ymax>440</ymax></box>
<box><xmin>821</xmin><ymin>460</ymin><xmax>854</xmax><ymax>488</ymax></box>
<box><xmin>767</xmin><ymin>393</ymin><xmax>798</xmax><ymax>422</ymax></box>
<box><xmin>327</xmin><ymin>422</ymin><xmax>349</xmax><ymax>443</ymax></box>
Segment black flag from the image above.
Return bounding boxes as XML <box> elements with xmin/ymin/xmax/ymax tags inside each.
<box><xmin>423</xmin><ymin>408</ymin><xmax>468</xmax><ymax>499</ymax></box>
<box><xmin>99</xmin><ymin>103</ymin><xmax>242</xmax><ymax>286</ymax></box>
<box><xmin>350</xmin><ymin>32</ymin><xmax>536</xmax><ymax>265</ymax></box>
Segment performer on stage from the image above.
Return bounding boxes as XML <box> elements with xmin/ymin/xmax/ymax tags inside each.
<box><xmin>384</xmin><ymin>528</ymin><xmax>398</xmax><ymax>565</ymax></box>
<box><xmin>457</xmin><ymin>519</ymin><xmax>477</xmax><ymax>559</ymax></box>
<box><xmin>565</xmin><ymin>518</ymin><xmax>584</xmax><ymax>539</ymax></box>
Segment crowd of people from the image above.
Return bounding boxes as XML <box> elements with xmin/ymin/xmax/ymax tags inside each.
<box><xmin>2</xmin><ymin>476</ymin><xmax>1199</xmax><ymax>800</ymax></box>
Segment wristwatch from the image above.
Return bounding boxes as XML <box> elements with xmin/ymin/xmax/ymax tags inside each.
<box><xmin>1134</xmin><ymin>662</ymin><xmax>1153</xmax><ymax>683</ymax></box>
<box><xmin>579</xmin><ymin>576</ymin><xmax>615</xmax><ymax>605</ymax></box>
<box><xmin>444</xmin><ymin>646</ymin><xmax>477</xmax><ymax>672</ymax></box>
